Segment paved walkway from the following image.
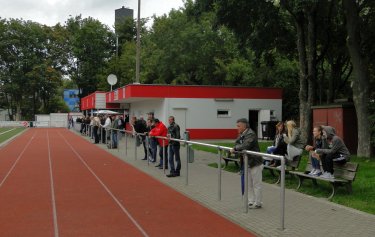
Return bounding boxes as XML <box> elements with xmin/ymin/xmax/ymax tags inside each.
<box><xmin>78</xmin><ymin>132</ymin><xmax>375</xmax><ymax>237</ymax></box>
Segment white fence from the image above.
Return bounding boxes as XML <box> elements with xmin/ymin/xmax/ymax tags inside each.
<box><xmin>0</xmin><ymin>113</ymin><xmax>82</xmax><ymax>128</ymax></box>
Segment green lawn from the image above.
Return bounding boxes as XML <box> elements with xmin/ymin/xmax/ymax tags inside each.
<box><xmin>194</xmin><ymin>141</ymin><xmax>375</xmax><ymax>214</ymax></box>
<box><xmin>0</xmin><ymin>127</ymin><xmax>25</xmax><ymax>144</ymax></box>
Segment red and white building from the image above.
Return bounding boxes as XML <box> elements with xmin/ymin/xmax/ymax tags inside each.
<box><xmin>81</xmin><ymin>84</ymin><xmax>282</xmax><ymax>139</ymax></box>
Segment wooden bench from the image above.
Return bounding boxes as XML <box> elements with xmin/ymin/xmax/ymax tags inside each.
<box><xmin>263</xmin><ymin>155</ymin><xmax>302</xmax><ymax>184</ymax></box>
<box><xmin>289</xmin><ymin>161</ymin><xmax>359</xmax><ymax>199</ymax></box>
<box><xmin>222</xmin><ymin>151</ymin><xmax>240</xmax><ymax>168</ymax></box>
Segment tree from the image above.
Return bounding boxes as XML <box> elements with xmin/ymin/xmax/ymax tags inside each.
<box><xmin>66</xmin><ymin>16</ymin><xmax>115</xmax><ymax>98</ymax></box>
<box><xmin>342</xmin><ymin>0</ymin><xmax>374</xmax><ymax>157</ymax></box>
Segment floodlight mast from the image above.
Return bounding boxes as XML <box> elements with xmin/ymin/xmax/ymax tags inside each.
<box><xmin>135</xmin><ymin>0</ymin><xmax>141</xmax><ymax>84</ymax></box>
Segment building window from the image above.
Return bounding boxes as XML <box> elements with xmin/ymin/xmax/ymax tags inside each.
<box><xmin>217</xmin><ymin>109</ymin><xmax>231</xmax><ymax>118</ymax></box>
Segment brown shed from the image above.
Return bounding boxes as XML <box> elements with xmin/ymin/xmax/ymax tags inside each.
<box><xmin>312</xmin><ymin>103</ymin><xmax>358</xmax><ymax>154</ymax></box>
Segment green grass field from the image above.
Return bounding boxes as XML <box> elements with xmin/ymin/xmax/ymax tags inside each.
<box><xmin>0</xmin><ymin>127</ymin><xmax>26</xmax><ymax>144</ymax></box>
<box><xmin>193</xmin><ymin>141</ymin><xmax>375</xmax><ymax>214</ymax></box>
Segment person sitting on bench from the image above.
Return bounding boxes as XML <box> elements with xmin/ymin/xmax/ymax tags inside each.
<box><xmin>305</xmin><ymin>125</ymin><xmax>327</xmax><ymax>176</ymax></box>
<box><xmin>282</xmin><ymin>120</ymin><xmax>305</xmax><ymax>166</ymax></box>
<box><xmin>314</xmin><ymin>126</ymin><xmax>350</xmax><ymax>179</ymax></box>
<box><xmin>267</xmin><ymin>121</ymin><xmax>288</xmax><ymax>167</ymax></box>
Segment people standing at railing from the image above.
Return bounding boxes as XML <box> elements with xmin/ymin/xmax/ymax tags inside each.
<box><xmin>230</xmin><ymin>118</ymin><xmax>263</xmax><ymax>209</ymax></box>
<box><xmin>92</xmin><ymin>116</ymin><xmax>101</xmax><ymax>144</ymax></box>
<box><xmin>118</xmin><ymin>115</ymin><xmax>125</xmax><ymax>140</ymax></box>
<box><xmin>101</xmin><ymin>114</ymin><xmax>111</xmax><ymax>144</ymax></box>
<box><xmin>283</xmin><ymin>120</ymin><xmax>305</xmax><ymax>163</ymax></box>
<box><xmin>90</xmin><ymin>116</ymin><xmax>94</xmax><ymax>138</ymax></box>
<box><xmin>84</xmin><ymin>116</ymin><xmax>91</xmax><ymax>135</ymax></box>
<box><xmin>146</xmin><ymin>118</ymin><xmax>157</xmax><ymax>162</ymax></box>
<box><xmin>266</xmin><ymin>122</ymin><xmax>288</xmax><ymax>167</ymax></box>
<box><xmin>166</xmin><ymin>116</ymin><xmax>181</xmax><ymax>178</ymax></box>
<box><xmin>149</xmin><ymin>119</ymin><xmax>169</xmax><ymax>169</ymax></box>
<box><xmin>131</xmin><ymin>116</ymin><xmax>148</xmax><ymax>160</ymax></box>
<box><xmin>305</xmin><ymin>125</ymin><xmax>327</xmax><ymax>176</ymax></box>
<box><xmin>314</xmin><ymin>126</ymin><xmax>350</xmax><ymax>179</ymax></box>
<box><xmin>79</xmin><ymin>116</ymin><xmax>85</xmax><ymax>134</ymax></box>
<box><xmin>110</xmin><ymin>115</ymin><xmax>119</xmax><ymax>148</ymax></box>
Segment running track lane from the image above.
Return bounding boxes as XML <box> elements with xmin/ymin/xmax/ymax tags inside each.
<box><xmin>0</xmin><ymin>128</ymin><xmax>256</xmax><ymax>237</ymax></box>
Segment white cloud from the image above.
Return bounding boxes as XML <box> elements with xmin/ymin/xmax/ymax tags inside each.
<box><xmin>0</xmin><ymin>0</ymin><xmax>185</xmax><ymax>29</ymax></box>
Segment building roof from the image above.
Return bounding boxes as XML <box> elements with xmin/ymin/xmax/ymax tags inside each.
<box><xmin>106</xmin><ymin>84</ymin><xmax>283</xmax><ymax>103</ymax></box>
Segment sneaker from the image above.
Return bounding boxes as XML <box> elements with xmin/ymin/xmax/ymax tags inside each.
<box><xmin>308</xmin><ymin>169</ymin><xmax>316</xmax><ymax>175</ymax></box>
<box><xmin>321</xmin><ymin>172</ymin><xmax>334</xmax><ymax>179</ymax></box>
<box><xmin>248</xmin><ymin>202</ymin><xmax>254</xmax><ymax>207</ymax></box>
<box><xmin>314</xmin><ymin>171</ymin><xmax>322</xmax><ymax>176</ymax></box>
<box><xmin>249</xmin><ymin>204</ymin><xmax>262</xmax><ymax>209</ymax></box>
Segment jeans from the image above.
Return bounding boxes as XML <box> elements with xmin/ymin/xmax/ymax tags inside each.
<box><xmin>150</xmin><ymin>138</ymin><xmax>158</xmax><ymax>162</ymax></box>
<box><xmin>159</xmin><ymin>146</ymin><xmax>168</xmax><ymax>168</ymax></box>
<box><xmin>168</xmin><ymin>144</ymin><xmax>181</xmax><ymax>174</ymax></box>
<box><xmin>111</xmin><ymin>132</ymin><xmax>118</xmax><ymax>148</ymax></box>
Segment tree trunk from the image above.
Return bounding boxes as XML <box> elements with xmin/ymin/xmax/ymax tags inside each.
<box><xmin>343</xmin><ymin>0</ymin><xmax>371</xmax><ymax>157</ymax></box>
<box><xmin>295</xmin><ymin>13</ymin><xmax>309</xmax><ymax>137</ymax></box>
<box><xmin>16</xmin><ymin>102</ymin><xmax>21</xmax><ymax>121</ymax></box>
<box><xmin>304</xmin><ymin>7</ymin><xmax>317</xmax><ymax>144</ymax></box>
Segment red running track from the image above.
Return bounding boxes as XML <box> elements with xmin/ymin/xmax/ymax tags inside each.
<box><xmin>0</xmin><ymin>128</ymin><xmax>256</xmax><ymax>237</ymax></box>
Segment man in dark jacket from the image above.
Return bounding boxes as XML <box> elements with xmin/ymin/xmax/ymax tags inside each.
<box><xmin>166</xmin><ymin>116</ymin><xmax>181</xmax><ymax>177</ymax></box>
<box><xmin>230</xmin><ymin>118</ymin><xmax>263</xmax><ymax>209</ymax></box>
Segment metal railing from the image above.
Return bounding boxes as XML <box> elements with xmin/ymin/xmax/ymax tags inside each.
<box><xmin>74</xmin><ymin>122</ymin><xmax>286</xmax><ymax>230</ymax></box>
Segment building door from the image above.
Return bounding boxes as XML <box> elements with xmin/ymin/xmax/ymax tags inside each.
<box><xmin>172</xmin><ymin>108</ymin><xmax>187</xmax><ymax>138</ymax></box>
<box><xmin>248</xmin><ymin>110</ymin><xmax>259</xmax><ymax>135</ymax></box>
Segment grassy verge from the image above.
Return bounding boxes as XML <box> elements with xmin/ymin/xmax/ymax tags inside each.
<box><xmin>194</xmin><ymin>141</ymin><xmax>375</xmax><ymax>214</ymax></box>
<box><xmin>0</xmin><ymin>127</ymin><xmax>25</xmax><ymax>144</ymax></box>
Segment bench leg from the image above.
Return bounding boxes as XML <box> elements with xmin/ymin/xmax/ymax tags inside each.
<box><xmin>296</xmin><ymin>176</ymin><xmax>304</xmax><ymax>190</ymax></box>
<box><xmin>328</xmin><ymin>183</ymin><xmax>338</xmax><ymax>200</ymax></box>
<box><xmin>346</xmin><ymin>182</ymin><xmax>353</xmax><ymax>194</ymax></box>
<box><xmin>312</xmin><ymin>179</ymin><xmax>318</xmax><ymax>186</ymax></box>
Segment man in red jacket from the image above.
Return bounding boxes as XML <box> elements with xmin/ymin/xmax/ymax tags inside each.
<box><xmin>149</xmin><ymin>119</ymin><xmax>169</xmax><ymax>169</ymax></box>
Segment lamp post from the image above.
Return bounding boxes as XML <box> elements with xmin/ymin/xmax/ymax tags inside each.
<box><xmin>135</xmin><ymin>0</ymin><xmax>141</xmax><ymax>84</ymax></box>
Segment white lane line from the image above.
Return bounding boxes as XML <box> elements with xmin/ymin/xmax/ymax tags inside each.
<box><xmin>0</xmin><ymin>128</ymin><xmax>16</xmax><ymax>136</ymax></box>
<box><xmin>0</xmin><ymin>131</ymin><xmax>36</xmax><ymax>188</ymax></box>
<box><xmin>47</xmin><ymin>131</ymin><xmax>59</xmax><ymax>237</ymax></box>
<box><xmin>58</xmin><ymin>132</ymin><xmax>150</xmax><ymax>237</ymax></box>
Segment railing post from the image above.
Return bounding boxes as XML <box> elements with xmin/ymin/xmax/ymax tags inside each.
<box><xmin>184</xmin><ymin>131</ymin><xmax>190</xmax><ymax>186</ymax></box>
<box><xmin>125</xmin><ymin>131</ymin><xmax>128</xmax><ymax>156</ymax></box>
<box><xmin>217</xmin><ymin>148</ymin><xmax>222</xmax><ymax>201</ymax></box>
<box><xmin>280</xmin><ymin>155</ymin><xmax>285</xmax><ymax>230</ymax></box>
<box><xmin>145</xmin><ymin>136</ymin><xmax>149</xmax><ymax>165</ymax></box>
<box><xmin>244</xmin><ymin>153</ymin><xmax>249</xmax><ymax>213</ymax></box>
<box><xmin>134</xmin><ymin>133</ymin><xmax>138</xmax><ymax>160</ymax></box>
<box><xmin>100</xmin><ymin>127</ymin><xmax>103</xmax><ymax>144</ymax></box>
<box><xmin>162</xmin><ymin>139</ymin><xmax>166</xmax><ymax>173</ymax></box>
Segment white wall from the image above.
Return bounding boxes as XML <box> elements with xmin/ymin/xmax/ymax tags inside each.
<box><xmin>166</xmin><ymin>98</ymin><xmax>282</xmax><ymax>129</ymax></box>
<box><xmin>95</xmin><ymin>93</ymin><xmax>106</xmax><ymax>109</ymax></box>
<box><xmin>129</xmin><ymin>99</ymin><xmax>165</xmax><ymax>121</ymax></box>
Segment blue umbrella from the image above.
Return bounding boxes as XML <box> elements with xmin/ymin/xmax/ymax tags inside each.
<box><xmin>240</xmin><ymin>166</ymin><xmax>244</xmax><ymax>196</ymax></box>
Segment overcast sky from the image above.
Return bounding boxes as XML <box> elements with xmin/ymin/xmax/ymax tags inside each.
<box><xmin>0</xmin><ymin>0</ymin><xmax>185</xmax><ymax>29</ymax></box>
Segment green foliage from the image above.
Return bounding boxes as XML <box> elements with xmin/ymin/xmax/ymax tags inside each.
<box><xmin>66</xmin><ymin>15</ymin><xmax>115</xmax><ymax>97</ymax></box>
